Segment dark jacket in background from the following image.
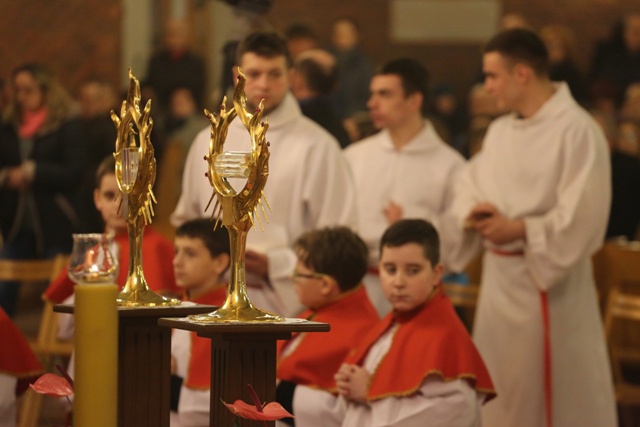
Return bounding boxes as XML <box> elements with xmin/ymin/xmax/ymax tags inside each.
<box><xmin>0</xmin><ymin>117</ymin><xmax>87</xmax><ymax>254</ymax></box>
<box><xmin>300</xmin><ymin>96</ymin><xmax>351</xmax><ymax>149</ymax></box>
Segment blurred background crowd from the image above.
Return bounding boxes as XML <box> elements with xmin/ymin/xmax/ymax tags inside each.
<box><xmin>3</xmin><ymin>0</ymin><xmax>640</xmax><ymax>425</ymax></box>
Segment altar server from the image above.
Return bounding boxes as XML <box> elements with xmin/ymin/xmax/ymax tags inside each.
<box><xmin>172</xmin><ymin>31</ymin><xmax>356</xmax><ymax>317</ymax></box>
<box><xmin>450</xmin><ymin>28</ymin><xmax>617</xmax><ymax>427</ymax></box>
<box><xmin>276</xmin><ymin>226</ymin><xmax>379</xmax><ymax>427</ymax></box>
<box><xmin>344</xmin><ymin>58</ymin><xmax>466</xmax><ymax>315</ymax></box>
<box><xmin>170</xmin><ymin>219</ymin><xmax>230</xmax><ymax>427</ymax></box>
<box><xmin>336</xmin><ymin>219</ymin><xmax>495</xmax><ymax>427</ymax></box>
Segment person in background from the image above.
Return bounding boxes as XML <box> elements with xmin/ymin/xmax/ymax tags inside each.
<box><xmin>216</xmin><ymin>5</ymin><xmax>273</xmax><ymax>108</ymax></box>
<box><xmin>0</xmin><ymin>62</ymin><xmax>86</xmax><ymax>317</ymax></box>
<box><xmin>429</xmin><ymin>83</ymin><xmax>468</xmax><ymax>150</ymax></box>
<box><xmin>41</xmin><ymin>156</ymin><xmax>179</xmax><ymax>414</ymax></box>
<box><xmin>336</xmin><ymin>219</ymin><xmax>495</xmax><ymax>427</ymax></box>
<box><xmin>610</xmin><ymin>118</ymin><xmax>640</xmax><ymax>240</ymax></box>
<box><xmin>284</xmin><ymin>23</ymin><xmax>319</xmax><ymax>61</ymax></box>
<box><xmin>0</xmin><ymin>78</ymin><xmax>12</xmax><ymax>113</ymax></box>
<box><xmin>329</xmin><ymin>17</ymin><xmax>374</xmax><ymax>141</ymax></box>
<box><xmin>276</xmin><ymin>226</ymin><xmax>379</xmax><ymax>427</ymax></box>
<box><xmin>170</xmin><ymin>219</ymin><xmax>230</xmax><ymax>427</ymax></box>
<box><xmin>145</xmin><ymin>18</ymin><xmax>207</xmax><ymax>113</ymax></box>
<box><xmin>461</xmin><ymin>79</ymin><xmax>506</xmax><ymax>158</ymax></box>
<box><xmin>75</xmin><ymin>78</ymin><xmax>118</xmax><ymax>233</ymax></box>
<box><xmin>590</xmin><ymin>12</ymin><xmax>640</xmax><ymax>107</ymax></box>
<box><xmin>620</xmin><ymin>82</ymin><xmax>640</xmax><ymax>122</ymax></box>
<box><xmin>450</xmin><ymin>28</ymin><xmax>617</xmax><ymax>426</ymax></box>
<box><xmin>44</xmin><ymin>155</ymin><xmax>180</xmax><ymax>306</ymax></box>
<box><xmin>499</xmin><ymin>12</ymin><xmax>531</xmax><ymax>31</ymax></box>
<box><xmin>345</xmin><ymin>58</ymin><xmax>466</xmax><ymax>315</ymax></box>
<box><xmin>172</xmin><ymin>31</ymin><xmax>357</xmax><ymax>318</ymax></box>
<box><xmin>154</xmin><ymin>86</ymin><xmax>211</xmax><ymax>239</ymax></box>
<box><xmin>540</xmin><ymin>24</ymin><xmax>588</xmax><ymax>105</ymax></box>
<box><xmin>289</xmin><ymin>49</ymin><xmax>351</xmax><ymax>148</ymax></box>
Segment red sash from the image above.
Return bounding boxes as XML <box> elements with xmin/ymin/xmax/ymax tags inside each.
<box><xmin>344</xmin><ymin>288</ymin><xmax>496</xmax><ymax>402</ymax></box>
<box><xmin>277</xmin><ymin>286</ymin><xmax>379</xmax><ymax>392</ymax></box>
<box><xmin>44</xmin><ymin>229</ymin><xmax>179</xmax><ymax>303</ymax></box>
<box><xmin>0</xmin><ymin>308</ymin><xmax>42</xmax><ymax>389</ymax></box>
<box><xmin>184</xmin><ymin>286</ymin><xmax>227</xmax><ymax>389</ymax></box>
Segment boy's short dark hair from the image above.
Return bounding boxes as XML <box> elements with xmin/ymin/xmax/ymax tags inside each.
<box><xmin>294</xmin><ymin>226</ymin><xmax>368</xmax><ymax>292</ymax></box>
<box><xmin>380</xmin><ymin>219</ymin><xmax>440</xmax><ymax>266</ymax></box>
<box><xmin>377</xmin><ymin>58</ymin><xmax>430</xmax><ymax>117</ymax></box>
<box><xmin>236</xmin><ymin>31</ymin><xmax>292</xmax><ymax>67</ymax></box>
<box><xmin>95</xmin><ymin>155</ymin><xmax>116</xmax><ymax>189</ymax></box>
<box><xmin>484</xmin><ymin>28</ymin><xmax>549</xmax><ymax>77</ymax></box>
<box><xmin>175</xmin><ymin>220</ymin><xmax>231</xmax><ymax>260</ymax></box>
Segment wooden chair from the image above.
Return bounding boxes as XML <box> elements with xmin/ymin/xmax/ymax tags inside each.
<box><xmin>592</xmin><ymin>240</ymin><xmax>640</xmax><ymax>315</ymax></box>
<box><xmin>443</xmin><ymin>282</ymin><xmax>480</xmax><ymax>309</ymax></box>
<box><xmin>0</xmin><ymin>258</ymin><xmax>56</xmax><ymax>282</ymax></box>
<box><xmin>30</xmin><ymin>255</ymin><xmax>73</xmax><ymax>357</ymax></box>
<box><xmin>12</xmin><ymin>254</ymin><xmax>71</xmax><ymax>427</ymax></box>
<box><xmin>604</xmin><ymin>287</ymin><xmax>640</xmax><ymax>427</ymax></box>
<box><xmin>464</xmin><ymin>250</ymin><xmax>484</xmax><ymax>285</ymax></box>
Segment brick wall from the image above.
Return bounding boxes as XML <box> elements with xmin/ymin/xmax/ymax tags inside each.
<box><xmin>264</xmin><ymin>0</ymin><xmax>638</xmax><ymax>100</ymax></box>
<box><xmin>0</xmin><ymin>0</ymin><xmax>122</xmax><ymax>97</ymax></box>
<box><xmin>0</xmin><ymin>0</ymin><xmax>637</xmax><ymax>102</ymax></box>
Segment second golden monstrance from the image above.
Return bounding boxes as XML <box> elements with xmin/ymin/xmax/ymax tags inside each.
<box><xmin>190</xmin><ymin>69</ymin><xmax>283</xmax><ymax>323</ymax></box>
<box><xmin>111</xmin><ymin>70</ymin><xmax>179</xmax><ymax>307</ymax></box>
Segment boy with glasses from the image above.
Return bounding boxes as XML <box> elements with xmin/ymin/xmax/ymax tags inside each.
<box><xmin>276</xmin><ymin>226</ymin><xmax>379</xmax><ymax>427</ymax></box>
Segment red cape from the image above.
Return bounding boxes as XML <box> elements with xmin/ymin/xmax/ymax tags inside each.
<box><xmin>0</xmin><ymin>308</ymin><xmax>42</xmax><ymax>395</ymax></box>
<box><xmin>184</xmin><ymin>286</ymin><xmax>227</xmax><ymax>389</ymax></box>
<box><xmin>44</xmin><ymin>228</ymin><xmax>179</xmax><ymax>303</ymax></box>
<box><xmin>344</xmin><ymin>288</ymin><xmax>496</xmax><ymax>402</ymax></box>
<box><xmin>277</xmin><ymin>286</ymin><xmax>379</xmax><ymax>392</ymax></box>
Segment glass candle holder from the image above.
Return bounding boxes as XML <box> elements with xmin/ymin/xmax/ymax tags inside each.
<box><xmin>68</xmin><ymin>233</ymin><xmax>118</xmax><ymax>284</ymax></box>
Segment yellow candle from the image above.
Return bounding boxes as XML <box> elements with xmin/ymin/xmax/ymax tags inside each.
<box><xmin>74</xmin><ymin>283</ymin><xmax>118</xmax><ymax>427</ymax></box>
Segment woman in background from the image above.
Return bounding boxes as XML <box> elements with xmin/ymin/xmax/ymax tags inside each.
<box><xmin>0</xmin><ymin>62</ymin><xmax>86</xmax><ymax>317</ymax></box>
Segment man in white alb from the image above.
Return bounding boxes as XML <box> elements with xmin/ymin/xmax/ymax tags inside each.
<box><xmin>345</xmin><ymin>58</ymin><xmax>466</xmax><ymax>315</ymax></box>
<box><xmin>172</xmin><ymin>31</ymin><xmax>357</xmax><ymax>317</ymax></box>
<box><xmin>450</xmin><ymin>28</ymin><xmax>617</xmax><ymax>427</ymax></box>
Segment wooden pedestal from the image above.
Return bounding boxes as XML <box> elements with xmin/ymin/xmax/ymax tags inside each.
<box><xmin>55</xmin><ymin>303</ymin><xmax>214</xmax><ymax>427</ymax></box>
<box><xmin>159</xmin><ymin>318</ymin><xmax>330</xmax><ymax>427</ymax></box>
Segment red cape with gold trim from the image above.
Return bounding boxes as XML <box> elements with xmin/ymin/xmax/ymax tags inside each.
<box><xmin>184</xmin><ymin>286</ymin><xmax>227</xmax><ymax>389</ymax></box>
<box><xmin>277</xmin><ymin>286</ymin><xmax>379</xmax><ymax>392</ymax></box>
<box><xmin>0</xmin><ymin>308</ymin><xmax>42</xmax><ymax>394</ymax></box>
<box><xmin>344</xmin><ymin>288</ymin><xmax>496</xmax><ymax>402</ymax></box>
<box><xmin>44</xmin><ymin>229</ymin><xmax>179</xmax><ymax>303</ymax></box>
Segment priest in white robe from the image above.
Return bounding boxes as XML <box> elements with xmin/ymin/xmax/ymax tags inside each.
<box><xmin>172</xmin><ymin>32</ymin><xmax>356</xmax><ymax>317</ymax></box>
<box><xmin>345</xmin><ymin>58</ymin><xmax>466</xmax><ymax>316</ymax></box>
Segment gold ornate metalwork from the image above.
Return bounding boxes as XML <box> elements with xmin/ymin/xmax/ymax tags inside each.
<box><xmin>111</xmin><ymin>70</ymin><xmax>179</xmax><ymax>307</ymax></box>
<box><xmin>190</xmin><ymin>69</ymin><xmax>282</xmax><ymax>322</ymax></box>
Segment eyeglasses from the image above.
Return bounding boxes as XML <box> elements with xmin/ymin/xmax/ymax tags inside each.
<box><xmin>290</xmin><ymin>270</ymin><xmax>327</xmax><ymax>281</ymax></box>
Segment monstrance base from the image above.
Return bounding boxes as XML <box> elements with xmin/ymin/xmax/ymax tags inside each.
<box><xmin>116</xmin><ymin>288</ymin><xmax>181</xmax><ymax>307</ymax></box>
<box><xmin>189</xmin><ymin>305</ymin><xmax>283</xmax><ymax>323</ymax></box>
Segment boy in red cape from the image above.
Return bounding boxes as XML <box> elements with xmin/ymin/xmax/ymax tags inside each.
<box><xmin>170</xmin><ymin>219</ymin><xmax>230</xmax><ymax>427</ymax></box>
<box><xmin>40</xmin><ymin>154</ymin><xmax>180</xmax><ymax>412</ymax></box>
<box><xmin>336</xmin><ymin>219</ymin><xmax>495</xmax><ymax>427</ymax></box>
<box><xmin>0</xmin><ymin>307</ymin><xmax>42</xmax><ymax>426</ymax></box>
<box><xmin>43</xmin><ymin>155</ymin><xmax>179</xmax><ymax>306</ymax></box>
<box><xmin>276</xmin><ymin>226</ymin><xmax>379</xmax><ymax>427</ymax></box>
